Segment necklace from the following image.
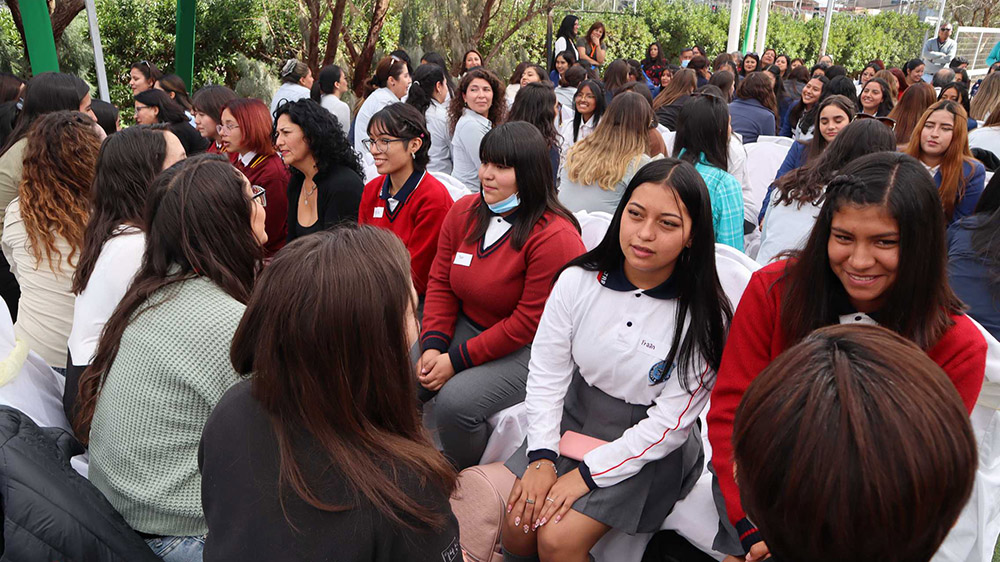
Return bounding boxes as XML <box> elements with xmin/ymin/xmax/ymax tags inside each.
<box><xmin>303</xmin><ymin>183</ymin><xmax>318</xmax><ymax>206</ymax></box>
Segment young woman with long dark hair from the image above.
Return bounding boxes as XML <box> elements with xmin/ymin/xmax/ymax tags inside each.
<box><xmin>135</xmin><ymin>89</ymin><xmax>209</xmax><ymax>155</ymax></box>
<box><xmin>128</xmin><ymin>60</ymin><xmax>161</xmax><ymax>96</ymax></box>
<box><xmin>674</xmin><ymin>93</ymin><xmax>745</xmax><ymax>250</ymax></box>
<box><xmin>1</xmin><ymin>111</ymin><xmax>99</xmax><ymax>373</ymax></box>
<box><xmin>559</xmin><ymin>79</ymin><xmax>606</xmax><ymax>157</ymax></box>
<box><xmin>274</xmin><ymin>99</ymin><xmax>364</xmax><ymax>241</ymax></box>
<box><xmin>708</xmin><ymin>152</ymin><xmax>987</xmax><ymax>562</ymax></box>
<box><xmin>551</xmin><ymin>50</ymin><xmax>577</xmax><ymax>86</ymax></box>
<box><xmin>653</xmin><ymin>68</ymin><xmax>697</xmax><ymax>130</ymax></box>
<box><xmin>729</xmin><ymin>72</ymin><xmax>778</xmax><ymax>143</ymax></box>
<box><xmin>555</xmin><ymin>64</ymin><xmax>585</xmax><ymax>125</ymax></box>
<box><xmin>740</xmin><ymin>52</ymin><xmax>760</xmax><ymax>76</ymax></box>
<box><xmin>757</xmin><ymin>119</ymin><xmax>896</xmax><ymax>264</ymax></box>
<box><xmin>858</xmin><ymin>77</ymin><xmax>894</xmax><ymax>117</ymax></box>
<box><xmin>887</xmin><ymin>81</ymin><xmax>936</xmax><ymax>146</ymax></box>
<box><xmin>938</xmin><ymin>81</ymin><xmax>978</xmax><ymax>131</ymax></box>
<box><xmin>904</xmin><ymin>100</ymin><xmax>986</xmax><ymax>223</ymax></box>
<box><xmin>354</xmin><ymin>56</ymin><xmax>411</xmax><ymax>157</ymax></box>
<box><xmin>502</xmin><ymin>158</ymin><xmax>734</xmax><ymax>561</ymax></box>
<box><xmin>66</xmin><ymin>126</ymin><xmax>185</xmax><ymax>416</ymax></box>
<box><xmin>200</xmin><ymin>227</ymin><xmax>460</xmax><ymax>561</ymax></box>
<box><xmin>418</xmin><ymin>122</ymin><xmax>584</xmax><ymax>469</ymax></box>
<box><xmin>780</xmin><ymin>75</ymin><xmax>827</xmax><ymax>140</ymax></box>
<box><xmin>448</xmin><ymin>68</ymin><xmax>506</xmax><ymax>191</ymax></box>
<box><xmin>153</xmin><ymin>74</ymin><xmax>194</xmax><ymax>126</ymax></box>
<box><xmin>219</xmin><ymin>97</ymin><xmax>290</xmax><ymax>255</ymax></box>
<box><xmin>76</xmin><ymin>155</ymin><xmax>266</xmax><ymax>561</ymax></box>
<box><xmin>191</xmin><ymin>85</ymin><xmax>238</xmax><ymax>155</ymax></box>
<box><xmin>733</xmin><ymin>324</ymin><xmax>976</xmax><ymax>562</ymax></box>
<box><xmin>641</xmin><ymin>42</ymin><xmax>667</xmax><ymax>87</ymax></box>
<box><xmin>508</xmin><ymin>83</ymin><xmax>561</xmax><ymax>184</ymax></box>
<box><xmin>461</xmin><ymin>49</ymin><xmax>484</xmax><ymax>76</ymax></box>
<box><xmin>553</xmin><ymin>15</ymin><xmax>579</xmax><ymax>68</ymax></box>
<box><xmin>407</xmin><ymin>63</ymin><xmax>453</xmax><ymax>174</ymax></box>
<box><xmin>560</xmin><ymin>92</ymin><xmax>655</xmax><ymax>215</ymax></box>
<box><xmin>359</xmin><ymin>104</ymin><xmax>453</xmax><ymax>296</ymax></box>
<box><xmin>311</xmin><ymin>64</ymin><xmax>351</xmax><ymax>132</ymax></box>
<box><xmin>771</xmin><ymin>95</ymin><xmax>856</xmax><ymax>194</ymax></box>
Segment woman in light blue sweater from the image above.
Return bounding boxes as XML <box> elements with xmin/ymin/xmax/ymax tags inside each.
<box><xmin>75</xmin><ymin>154</ymin><xmax>266</xmax><ymax>562</ymax></box>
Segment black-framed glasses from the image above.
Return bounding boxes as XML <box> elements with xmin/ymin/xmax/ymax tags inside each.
<box><xmin>251</xmin><ymin>185</ymin><xmax>267</xmax><ymax>207</ymax></box>
<box><xmin>362</xmin><ymin>137</ymin><xmax>411</xmax><ymax>153</ymax></box>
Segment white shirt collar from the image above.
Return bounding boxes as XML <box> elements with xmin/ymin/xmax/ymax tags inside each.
<box><xmin>239</xmin><ymin>151</ymin><xmax>258</xmax><ymax>167</ymax></box>
<box><xmin>463</xmin><ymin>107</ymin><xmax>491</xmax><ymax>125</ymax></box>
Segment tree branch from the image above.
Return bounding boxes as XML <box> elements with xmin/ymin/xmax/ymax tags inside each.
<box><xmin>484</xmin><ymin>0</ymin><xmax>549</xmax><ymax>64</ymax></box>
<box><xmin>323</xmin><ymin>0</ymin><xmax>348</xmax><ymax>67</ymax></box>
<box><xmin>350</xmin><ymin>0</ymin><xmax>389</xmax><ymax>96</ymax></box>
<box><xmin>50</xmin><ymin>0</ymin><xmax>86</xmax><ymax>42</ymax></box>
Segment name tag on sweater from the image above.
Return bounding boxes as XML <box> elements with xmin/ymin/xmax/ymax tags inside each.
<box><xmin>454</xmin><ymin>252</ymin><xmax>473</xmax><ymax>267</ymax></box>
<box><xmin>373</xmin><ymin>207</ymin><xmax>385</xmax><ymax>218</ymax></box>
<box><xmin>638</xmin><ymin>338</ymin><xmax>667</xmax><ymax>359</ymax></box>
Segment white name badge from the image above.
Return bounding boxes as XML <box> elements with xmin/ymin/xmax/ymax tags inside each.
<box><xmin>637</xmin><ymin>338</ymin><xmax>667</xmax><ymax>359</ymax></box>
<box><xmin>373</xmin><ymin>207</ymin><xmax>385</xmax><ymax>218</ymax></box>
<box><xmin>454</xmin><ymin>252</ymin><xmax>473</xmax><ymax>267</ymax></box>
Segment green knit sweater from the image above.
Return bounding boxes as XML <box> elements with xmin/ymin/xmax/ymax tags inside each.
<box><xmin>88</xmin><ymin>276</ymin><xmax>246</xmax><ymax>536</ymax></box>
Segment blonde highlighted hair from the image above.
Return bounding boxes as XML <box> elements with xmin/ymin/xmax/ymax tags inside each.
<box><xmin>565</xmin><ymin>92</ymin><xmax>652</xmax><ymax>190</ymax></box>
<box><xmin>972</xmin><ymin>72</ymin><xmax>1000</xmax><ymax>122</ymax></box>
<box><xmin>904</xmin><ymin>100</ymin><xmax>975</xmax><ymax>220</ymax></box>
<box><xmin>18</xmin><ymin>111</ymin><xmax>98</xmax><ymax>273</ymax></box>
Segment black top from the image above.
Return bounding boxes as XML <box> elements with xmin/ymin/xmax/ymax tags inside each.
<box><xmin>167</xmin><ymin>121</ymin><xmax>210</xmax><ymax>155</ymax></box>
<box><xmin>655</xmin><ymin>94</ymin><xmax>691</xmax><ymax>131</ymax></box>
<box><xmin>199</xmin><ymin>381</ymin><xmax>461</xmax><ymax>562</ymax></box>
<box><xmin>286</xmin><ymin>165</ymin><xmax>364</xmax><ymax>242</ymax></box>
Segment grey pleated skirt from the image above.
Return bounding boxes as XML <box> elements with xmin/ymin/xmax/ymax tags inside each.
<box><xmin>505</xmin><ymin>370</ymin><xmax>703</xmax><ymax>534</ymax></box>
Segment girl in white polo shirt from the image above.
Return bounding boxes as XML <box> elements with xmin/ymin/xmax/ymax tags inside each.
<box><xmin>501</xmin><ymin>158</ymin><xmax>736</xmax><ymax>561</ymax></box>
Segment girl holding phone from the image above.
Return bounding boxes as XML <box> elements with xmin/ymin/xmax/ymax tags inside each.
<box><xmin>501</xmin><ymin>159</ymin><xmax>736</xmax><ymax>561</ymax></box>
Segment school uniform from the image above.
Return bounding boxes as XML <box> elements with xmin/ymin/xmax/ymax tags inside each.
<box><xmin>269</xmin><ymin>83</ymin><xmax>311</xmax><ymax>116</ymax></box>
<box><xmin>927</xmin><ymin>159</ymin><xmax>986</xmax><ymax>224</ymax></box>
<box><xmin>756</xmin><ymin>187</ymin><xmax>823</xmax><ymax>265</ymax></box>
<box><xmin>558</xmin><ymin>115</ymin><xmax>596</xmax><ymax>163</ymax></box>
<box><xmin>420</xmin><ymin>195</ymin><xmax>585</xmax><ymax>468</ymax></box>
<box><xmin>559</xmin><ymin>154</ymin><xmax>654</xmax><ymax>215</ymax></box>
<box><xmin>358</xmin><ymin>171</ymin><xmax>454</xmax><ymax>296</ymax></box>
<box><xmin>948</xmin><ymin>216</ymin><xmax>1000</xmax><ymax>341</ymax></box>
<box><xmin>234</xmin><ymin>151</ymin><xmax>289</xmax><ymax>256</ymax></box>
<box><xmin>505</xmin><ymin>263</ymin><xmax>730</xmax><ymax>533</ymax></box>
<box><xmin>451</xmin><ymin>109</ymin><xmax>492</xmax><ymax>192</ymax></box>
<box><xmin>706</xmin><ymin>260</ymin><xmax>987</xmax><ymax>554</ymax></box>
<box><xmin>728</xmin><ymin>98</ymin><xmax>776</xmax><ymax>144</ymax></box>
<box><xmin>425</xmin><ymin>99</ymin><xmax>453</xmax><ymax>175</ymax></box>
<box><xmin>353</xmin><ymin>88</ymin><xmax>400</xmax><ymax>155</ymax></box>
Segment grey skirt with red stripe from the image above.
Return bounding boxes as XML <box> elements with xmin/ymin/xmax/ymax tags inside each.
<box><xmin>504</xmin><ymin>369</ymin><xmax>703</xmax><ymax>534</ymax></box>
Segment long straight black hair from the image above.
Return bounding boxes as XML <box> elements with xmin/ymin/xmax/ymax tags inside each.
<box><xmin>562</xmin><ymin>159</ymin><xmax>733</xmax><ymax>389</ymax></box>
<box><xmin>781</xmin><ymin>152</ymin><xmax>962</xmax><ymax>349</ymax></box>
<box><xmin>1</xmin><ymin>72</ymin><xmax>90</xmax><ymax>156</ymax></box>
<box><xmin>466</xmin><ymin>122</ymin><xmax>579</xmax><ymax>251</ymax></box>
<box><xmin>971</xmin><ymin>175</ymin><xmax>1000</xmax><ymax>299</ymax></box>
<box><xmin>673</xmin><ymin>92</ymin><xmax>729</xmax><ymax>170</ymax></box>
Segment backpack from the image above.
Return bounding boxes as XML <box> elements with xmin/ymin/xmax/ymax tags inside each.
<box><xmin>449</xmin><ymin>463</ymin><xmax>516</xmax><ymax>562</ymax></box>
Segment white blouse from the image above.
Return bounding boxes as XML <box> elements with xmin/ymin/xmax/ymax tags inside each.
<box><xmin>425</xmin><ymin>99</ymin><xmax>453</xmax><ymax>175</ymax></box>
<box><xmin>451</xmin><ymin>108</ymin><xmax>492</xmax><ymax>192</ymax></box>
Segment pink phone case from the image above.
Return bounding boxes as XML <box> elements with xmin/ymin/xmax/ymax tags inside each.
<box><xmin>559</xmin><ymin>431</ymin><xmax>608</xmax><ymax>461</ymax></box>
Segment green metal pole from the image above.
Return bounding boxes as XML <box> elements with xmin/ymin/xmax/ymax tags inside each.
<box><xmin>21</xmin><ymin>0</ymin><xmax>59</xmax><ymax>74</ymax></box>
<box><xmin>175</xmin><ymin>0</ymin><xmax>196</xmax><ymax>90</ymax></box>
<box><xmin>741</xmin><ymin>0</ymin><xmax>758</xmax><ymax>54</ymax></box>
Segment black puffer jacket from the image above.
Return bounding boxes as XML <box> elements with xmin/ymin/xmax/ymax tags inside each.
<box><xmin>0</xmin><ymin>406</ymin><xmax>158</xmax><ymax>561</ymax></box>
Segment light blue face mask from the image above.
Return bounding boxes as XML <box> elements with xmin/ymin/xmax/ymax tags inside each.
<box><xmin>486</xmin><ymin>191</ymin><xmax>521</xmax><ymax>214</ymax></box>
<box><xmin>681</xmin><ymin>59</ymin><xmax>690</xmax><ymax>68</ymax></box>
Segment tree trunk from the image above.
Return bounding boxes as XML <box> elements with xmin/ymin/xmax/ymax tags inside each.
<box><xmin>302</xmin><ymin>0</ymin><xmax>322</xmax><ymax>75</ymax></box>
<box><xmin>4</xmin><ymin>0</ymin><xmax>29</xmax><ymax>65</ymax></box>
<box><xmin>50</xmin><ymin>0</ymin><xmax>85</xmax><ymax>42</ymax></box>
<box><xmin>350</xmin><ymin>0</ymin><xmax>390</xmax><ymax>97</ymax></box>
<box><xmin>322</xmin><ymin>0</ymin><xmax>348</xmax><ymax>67</ymax></box>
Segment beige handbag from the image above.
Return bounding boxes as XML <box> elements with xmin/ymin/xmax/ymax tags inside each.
<box><xmin>449</xmin><ymin>463</ymin><xmax>516</xmax><ymax>562</ymax></box>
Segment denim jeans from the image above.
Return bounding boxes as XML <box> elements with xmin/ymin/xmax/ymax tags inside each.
<box><xmin>145</xmin><ymin>535</ymin><xmax>206</xmax><ymax>562</ymax></box>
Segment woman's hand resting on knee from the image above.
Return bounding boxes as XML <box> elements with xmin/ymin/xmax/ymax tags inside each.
<box><xmin>507</xmin><ymin>460</ymin><xmax>558</xmax><ymax>534</ymax></box>
<box><xmin>535</xmin><ymin>468</ymin><xmax>589</xmax><ymax>528</ymax></box>
<box><xmin>416</xmin><ymin>350</ymin><xmax>456</xmax><ymax>391</ymax></box>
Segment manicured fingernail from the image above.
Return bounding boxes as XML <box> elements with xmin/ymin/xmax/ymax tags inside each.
<box><xmin>554</xmin><ymin>515</ymin><xmax>561</xmax><ymax>523</ymax></box>
<box><xmin>540</xmin><ymin>517</ymin><xmax>547</xmax><ymax>526</ymax></box>
<box><xmin>523</xmin><ymin>525</ymin><xmax>529</xmax><ymax>533</ymax></box>
<box><xmin>507</xmin><ymin>504</ymin><xmax>512</xmax><ymax>513</ymax></box>
<box><xmin>514</xmin><ymin>516</ymin><xmax>520</xmax><ymax>526</ymax></box>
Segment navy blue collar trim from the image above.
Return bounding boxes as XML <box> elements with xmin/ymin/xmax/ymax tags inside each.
<box><xmin>379</xmin><ymin>170</ymin><xmax>425</xmax><ymax>220</ymax></box>
<box><xmin>597</xmin><ymin>264</ymin><xmax>679</xmax><ymax>300</ymax></box>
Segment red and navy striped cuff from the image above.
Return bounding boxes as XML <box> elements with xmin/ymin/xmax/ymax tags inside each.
<box><xmin>420</xmin><ymin>331</ymin><xmax>451</xmax><ymax>353</ymax></box>
<box><xmin>735</xmin><ymin>517</ymin><xmax>762</xmax><ymax>554</ymax></box>
<box><xmin>448</xmin><ymin>343</ymin><xmax>474</xmax><ymax>373</ymax></box>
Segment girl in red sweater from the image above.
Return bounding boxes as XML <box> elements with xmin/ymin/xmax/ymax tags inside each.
<box><xmin>418</xmin><ymin>122</ymin><xmax>585</xmax><ymax>469</ymax></box>
<box><xmin>358</xmin><ymin>104</ymin><xmax>453</xmax><ymax>297</ymax></box>
<box><xmin>219</xmin><ymin>98</ymin><xmax>290</xmax><ymax>257</ymax></box>
<box><xmin>708</xmin><ymin>151</ymin><xmax>987</xmax><ymax>561</ymax></box>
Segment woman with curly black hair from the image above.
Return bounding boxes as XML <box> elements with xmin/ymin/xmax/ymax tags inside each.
<box><xmin>273</xmin><ymin>99</ymin><xmax>364</xmax><ymax>242</ymax></box>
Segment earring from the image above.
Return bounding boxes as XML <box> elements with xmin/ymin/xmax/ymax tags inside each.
<box><xmin>411</xmin><ymin>152</ymin><xmax>416</xmax><ymax>160</ymax></box>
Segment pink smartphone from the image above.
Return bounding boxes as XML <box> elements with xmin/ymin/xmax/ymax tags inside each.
<box><xmin>559</xmin><ymin>431</ymin><xmax>608</xmax><ymax>461</ymax></box>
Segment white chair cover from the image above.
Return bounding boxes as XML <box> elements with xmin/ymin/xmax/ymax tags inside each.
<box><xmin>574</xmin><ymin>210</ymin><xmax>613</xmax><ymax>251</ymax></box>
<box><xmin>431</xmin><ymin>172</ymin><xmax>474</xmax><ymax>202</ymax></box>
<box><xmin>755</xmin><ymin>135</ymin><xmax>794</xmax><ymax>147</ymax></box>
<box><xmin>744</xmin><ymin>142</ymin><xmax>791</xmax><ymax>220</ymax></box>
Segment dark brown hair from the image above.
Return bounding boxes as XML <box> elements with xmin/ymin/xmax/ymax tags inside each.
<box><xmin>191</xmin><ymin>85</ymin><xmax>238</xmax><ymax>123</ymax></box>
<box><xmin>733</xmin><ymin>323</ymin><xmax>976</xmax><ymax>562</ymax></box>
<box><xmin>735</xmin><ymin>72</ymin><xmax>778</xmax><ymax>128</ymax></box>
<box><xmin>780</xmin><ymin>152</ymin><xmax>962</xmax><ymax>349</ymax></box>
<box><xmin>804</xmin><ymin>94</ymin><xmax>856</xmax><ymax>159</ymax></box>
<box><xmin>887</xmin><ymin>81</ymin><xmax>935</xmax><ymax>145</ymax></box>
<box><xmin>448</xmin><ymin>68</ymin><xmax>506</xmax><ymax>134</ymax></box>
<box><xmin>230</xmin><ymin>226</ymin><xmax>456</xmax><ymax>531</ymax></box>
<box><xmin>74</xmin><ymin>155</ymin><xmax>262</xmax><ymax>443</ymax></box>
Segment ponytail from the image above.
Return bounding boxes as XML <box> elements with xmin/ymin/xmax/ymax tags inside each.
<box><xmin>406</xmin><ymin>64</ymin><xmax>446</xmax><ymax>115</ymax></box>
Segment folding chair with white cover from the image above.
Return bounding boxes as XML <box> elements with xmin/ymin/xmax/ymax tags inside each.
<box><xmin>574</xmin><ymin>210</ymin><xmax>613</xmax><ymax>251</ymax></box>
<box><xmin>431</xmin><ymin>172</ymin><xmax>474</xmax><ymax>202</ymax></box>
<box><xmin>744</xmin><ymin>141</ymin><xmax>790</xmax><ymax>224</ymax></box>
<box><xmin>932</xmin><ymin>319</ymin><xmax>1000</xmax><ymax>562</ymax></box>
<box><xmin>755</xmin><ymin>135</ymin><xmax>794</xmax><ymax>147</ymax></box>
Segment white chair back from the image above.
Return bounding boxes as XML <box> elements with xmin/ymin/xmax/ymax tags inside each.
<box><xmin>756</xmin><ymin>135</ymin><xmax>794</xmax><ymax>147</ymax></box>
<box><xmin>431</xmin><ymin>172</ymin><xmax>473</xmax><ymax>202</ymax></box>
<box><xmin>744</xmin><ymin>142</ymin><xmax>791</xmax><ymax>215</ymax></box>
<box><xmin>574</xmin><ymin>210</ymin><xmax>613</xmax><ymax>251</ymax></box>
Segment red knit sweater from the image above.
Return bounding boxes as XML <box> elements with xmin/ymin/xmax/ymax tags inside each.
<box><xmin>707</xmin><ymin>260</ymin><xmax>987</xmax><ymax>548</ymax></box>
<box><xmin>420</xmin><ymin>195</ymin><xmax>584</xmax><ymax>372</ymax></box>
<box><xmin>358</xmin><ymin>172</ymin><xmax>453</xmax><ymax>296</ymax></box>
<box><xmin>234</xmin><ymin>153</ymin><xmax>289</xmax><ymax>256</ymax></box>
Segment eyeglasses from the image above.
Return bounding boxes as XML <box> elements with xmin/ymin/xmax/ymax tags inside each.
<box><xmin>361</xmin><ymin>137</ymin><xmax>410</xmax><ymax>153</ymax></box>
<box><xmin>251</xmin><ymin>184</ymin><xmax>267</xmax><ymax>207</ymax></box>
<box><xmin>854</xmin><ymin>113</ymin><xmax>896</xmax><ymax>130</ymax></box>
<box><xmin>216</xmin><ymin>122</ymin><xmax>239</xmax><ymax>134</ymax></box>
<box><xmin>575</xmin><ymin>93</ymin><xmax>597</xmax><ymax>101</ymax></box>
<box><xmin>135</xmin><ymin>104</ymin><xmax>150</xmax><ymax>111</ymax></box>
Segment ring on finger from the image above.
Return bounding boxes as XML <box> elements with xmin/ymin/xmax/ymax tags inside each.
<box><xmin>545</xmin><ymin>497</ymin><xmax>555</xmax><ymax>502</ymax></box>
<box><xmin>525</xmin><ymin>498</ymin><xmax>536</xmax><ymax>504</ymax></box>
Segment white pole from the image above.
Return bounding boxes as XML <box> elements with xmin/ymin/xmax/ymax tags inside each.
<box><xmin>85</xmin><ymin>0</ymin><xmax>109</xmax><ymax>102</ymax></box>
<box><xmin>936</xmin><ymin>0</ymin><xmax>947</xmax><ymax>27</ymax></box>
<box><xmin>727</xmin><ymin>0</ymin><xmax>743</xmax><ymax>53</ymax></box>
<box><xmin>755</xmin><ymin>0</ymin><xmax>770</xmax><ymax>55</ymax></box>
<box><xmin>820</xmin><ymin>0</ymin><xmax>834</xmax><ymax>56</ymax></box>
